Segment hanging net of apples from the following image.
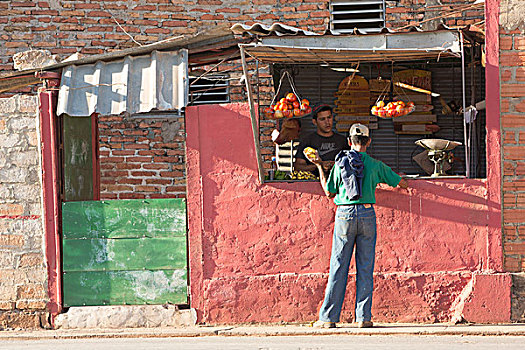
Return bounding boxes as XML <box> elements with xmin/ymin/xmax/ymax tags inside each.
<box><xmin>263</xmin><ymin>70</ymin><xmax>311</xmax><ymax>120</ymax></box>
<box><xmin>370</xmin><ymin>82</ymin><xmax>415</xmax><ymax>119</ymax></box>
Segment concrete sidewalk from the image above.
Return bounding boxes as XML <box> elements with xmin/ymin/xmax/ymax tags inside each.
<box><xmin>1</xmin><ymin>323</ymin><xmax>525</xmax><ymax>340</ymax></box>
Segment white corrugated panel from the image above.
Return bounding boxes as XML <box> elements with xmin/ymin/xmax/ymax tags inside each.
<box><xmin>57</xmin><ymin>49</ymin><xmax>188</xmax><ymax>116</ymax></box>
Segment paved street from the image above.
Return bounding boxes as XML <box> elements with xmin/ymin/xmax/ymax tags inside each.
<box><xmin>1</xmin><ymin>335</ymin><xmax>525</xmax><ymax>350</ymax></box>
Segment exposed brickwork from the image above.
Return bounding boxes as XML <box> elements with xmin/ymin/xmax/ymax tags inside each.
<box><xmin>501</xmin><ymin>24</ymin><xmax>525</xmax><ymax>272</ymax></box>
<box><xmin>99</xmin><ymin>113</ymin><xmax>186</xmax><ymax>199</ymax></box>
<box><xmin>0</xmin><ymin>1</ymin><xmax>483</xmax><ymax>72</ymax></box>
<box><xmin>0</xmin><ymin>95</ymin><xmax>48</xmax><ymax>329</ymax></box>
<box><xmin>385</xmin><ymin>0</ymin><xmax>484</xmax><ymax>29</ymax></box>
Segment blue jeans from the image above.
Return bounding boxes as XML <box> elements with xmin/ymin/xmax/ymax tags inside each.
<box><xmin>319</xmin><ymin>204</ymin><xmax>377</xmax><ymax>323</ymax></box>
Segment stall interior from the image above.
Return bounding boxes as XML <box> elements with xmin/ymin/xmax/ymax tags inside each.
<box><xmin>265</xmin><ymin>55</ymin><xmax>486</xmax><ymax>180</ymax></box>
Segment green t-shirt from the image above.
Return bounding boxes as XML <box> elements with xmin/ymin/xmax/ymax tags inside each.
<box><xmin>326</xmin><ymin>152</ymin><xmax>402</xmax><ymax>205</ymax></box>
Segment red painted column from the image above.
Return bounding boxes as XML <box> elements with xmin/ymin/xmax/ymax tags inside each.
<box><xmin>38</xmin><ymin>75</ymin><xmax>62</xmax><ymax>323</ymax></box>
<box><xmin>485</xmin><ymin>0</ymin><xmax>503</xmax><ymax>272</ymax></box>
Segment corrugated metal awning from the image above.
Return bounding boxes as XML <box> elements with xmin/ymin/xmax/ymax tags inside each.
<box><xmin>241</xmin><ymin>30</ymin><xmax>462</xmax><ymax>64</ymax></box>
<box><xmin>57</xmin><ymin>49</ymin><xmax>188</xmax><ymax>117</ymax></box>
<box><xmin>231</xmin><ymin>22</ymin><xmax>319</xmax><ymax>36</ymax></box>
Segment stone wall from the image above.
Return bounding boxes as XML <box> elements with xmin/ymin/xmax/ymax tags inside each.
<box><xmin>511</xmin><ymin>273</ymin><xmax>525</xmax><ymax>322</ymax></box>
<box><xmin>0</xmin><ymin>95</ymin><xmax>48</xmax><ymax>329</ymax></box>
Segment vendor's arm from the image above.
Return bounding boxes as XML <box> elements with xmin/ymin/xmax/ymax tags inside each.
<box><xmin>398</xmin><ymin>178</ymin><xmax>408</xmax><ymax>189</ymax></box>
<box><xmin>294</xmin><ymin>157</ymin><xmax>318</xmax><ymax>172</ymax></box>
<box><xmin>294</xmin><ymin>158</ymin><xmax>334</xmax><ymax>173</ymax></box>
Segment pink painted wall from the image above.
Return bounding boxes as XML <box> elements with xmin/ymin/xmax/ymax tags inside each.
<box><xmin>186</xmin><ymin>102</ymin><xmax>509</xmax><ymax>324</ymax></box>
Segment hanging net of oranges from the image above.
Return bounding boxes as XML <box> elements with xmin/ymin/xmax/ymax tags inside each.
<box><xmin>370</xmin><ymin>81</ymin><xmax>415</xmax><ymax>119</ymax></box>
<box><xmin>371</xmin><ymin>100</ymin><xmax>415</xmax><ymax>119</ymax></box>
<box><xmin>263</xmin><ymin>70</ymin><xmax>311</xmax><ymax>120</ymax></box>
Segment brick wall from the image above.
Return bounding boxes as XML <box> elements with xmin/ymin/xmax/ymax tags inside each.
<box><xmin>99</xmin><ymin>113</ymin><xmax>186</xmax><ymax>199</ymax></box>
<box><xmin>0</xmin><ymin>1</ymin><xmax>484</xmax><ymax>198</ymax></box>
<box><xmin>0</xmin><ymin>95</ymin><xmax>49</xmax><ymax>329</ymax></box>
<box><xmin>500</xmin><ymin>1</ymin><xmax>525</xmax><ymax>275</ymax></box>
<box><xmin>0</xmin><ymin>1</ymin><xmax>483</xmax><ymax>72</ymax></box>
<box><xmin>385</xmin><ymin>0</ymin><xmax>484</xmax><ymax>29</ymax></box>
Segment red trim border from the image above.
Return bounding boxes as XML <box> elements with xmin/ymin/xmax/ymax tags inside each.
<box><xmin>39</xmin><ymin>87</ymin><xmax>62</xmax><ymax>323</ymax></box>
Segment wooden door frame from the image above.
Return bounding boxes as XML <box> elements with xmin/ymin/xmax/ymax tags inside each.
<box><xmin>39</xmin><ymin>74</ymin><xmax>101</xmax><ymax>325</ymax></box>
<box><xmin>38</xmin><ymin>74</ymin><xmax>63</xmax><ymax>324</ymax></box>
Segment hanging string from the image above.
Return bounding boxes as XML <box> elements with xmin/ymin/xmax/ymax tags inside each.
<box><xmin>374</xmin><ymin>82</ymin><xmax>391</xmax><ymax>106</ymax></box>
<box><xmin>338</xmin><ymin>62</ymin><xmax>360</xmax><ymax>97</ymax></box>
<box><xmin>269</xmin><ymin>70</ymin><xmax>302</xmax><ymax>106</ymax></box>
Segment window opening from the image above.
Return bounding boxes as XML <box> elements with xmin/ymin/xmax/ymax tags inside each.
<box><xmin>188</xmin><ymin>74</ymin><xmax>230</xmax><ymax>105</ymax></box>
<box><xmin>267</xmin><ymin>56</ymin><xmax>485</xmax><ymax>180</ymax></box>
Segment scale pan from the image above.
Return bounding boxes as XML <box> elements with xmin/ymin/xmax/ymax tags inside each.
<box><xmin>415</xmin><ymin>138</ymin><xmax>462</xmax><ymax>151</ymax></box>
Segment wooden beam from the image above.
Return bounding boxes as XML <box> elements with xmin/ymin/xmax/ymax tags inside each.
<box><xmin>240</xmin><ymin>45</ymin><xmax>265</xmax><ymax>184</ymax></box>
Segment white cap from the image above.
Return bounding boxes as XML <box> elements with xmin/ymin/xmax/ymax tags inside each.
<box><xmin>349</xmin><ymin>123</ymin><xmax>370</xmax><ymax>137</ymax></box>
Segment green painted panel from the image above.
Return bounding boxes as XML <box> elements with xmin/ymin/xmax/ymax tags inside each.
<box><xmin>62</xmin><ymin>198</ymin><xmax>186</xmax><ymax>239</ymax></box>
<box><xmin>63</xmin><ymin>270</ymin><xmax>187</xmax><ymax>307</ymax></box>
<box><xmin>63</xmin><ymin>114</ymin><xmax>93</xmax><ymax>201</ymax></box>
<box><xmin>63</xmin><ymin>237</ymin><xmax>187</xmax><ymax>272</ymax></box>
<box><xmin>62</xmin><ymin>198</ymin><xmax>188</xmax><ymax>306</ymax></box>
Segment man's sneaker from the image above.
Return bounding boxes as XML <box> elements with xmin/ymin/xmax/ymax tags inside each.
<box><xmin>357</xmin><ymin>321</ymin><xmax>374</xmax><ymax>328</ymax></box>
<box><xmin>312</xmin><ymin>320</ymin><xmax>336</xmax><ymax>328</ymax></box>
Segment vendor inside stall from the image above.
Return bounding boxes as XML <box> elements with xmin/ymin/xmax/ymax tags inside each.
<box><xmin>294</xmin><ymin>104</ymin><xmax>350</xmax><ymax>175</ymax></box>
<box><xmin>239</xmin><ymin>26</ymin><xmax>486</xmax><ymax>182</ymax></box>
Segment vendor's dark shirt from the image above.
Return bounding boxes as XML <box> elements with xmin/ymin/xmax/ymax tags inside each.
<box><xmin>296</xmin><ymin>132</ymin><xmax>350</xmax><ymax>163</ymax></box>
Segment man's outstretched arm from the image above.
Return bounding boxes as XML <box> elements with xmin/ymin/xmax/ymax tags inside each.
<box><xmin>315</xmin><ymin>163</ymin><xmax>336</xmax><ymax>198</ymax></box>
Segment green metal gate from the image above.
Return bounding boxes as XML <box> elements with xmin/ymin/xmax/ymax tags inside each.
<box><xmin>62</xmin><ymin>198</ymin><xmax>187</xmax><ymax>306</ymax></box>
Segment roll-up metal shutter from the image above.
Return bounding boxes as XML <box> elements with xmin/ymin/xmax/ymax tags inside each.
<box><xmin>273</xmin><ymin>60</ymin><xmax>486</xmax><ymax>178</ymax></box>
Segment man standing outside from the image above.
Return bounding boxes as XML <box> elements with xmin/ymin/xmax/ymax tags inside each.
<box><xmin>294</xmin><ymin>104</ymin><xmax>349</xmax><ymax>174</ymax></box>
<box><xmin>309</xmin><ymin>123</ymin><xmax>408</xmax><ymax>328</ymax></box>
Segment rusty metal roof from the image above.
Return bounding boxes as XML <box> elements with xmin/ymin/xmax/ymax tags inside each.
<box><xmin>0</xmin><ymin>26</ymin><xmax>246</xmax><ymax>94</ymax></box>
<box><xmin>231</xmin><ymin>21</ymin><xmax>484</xmax><ymax>40</ymax></box>
<box><xmin>1</xmin><ymin>22</ymin><xmax>483</xmax><ymax>93</ymax></box>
